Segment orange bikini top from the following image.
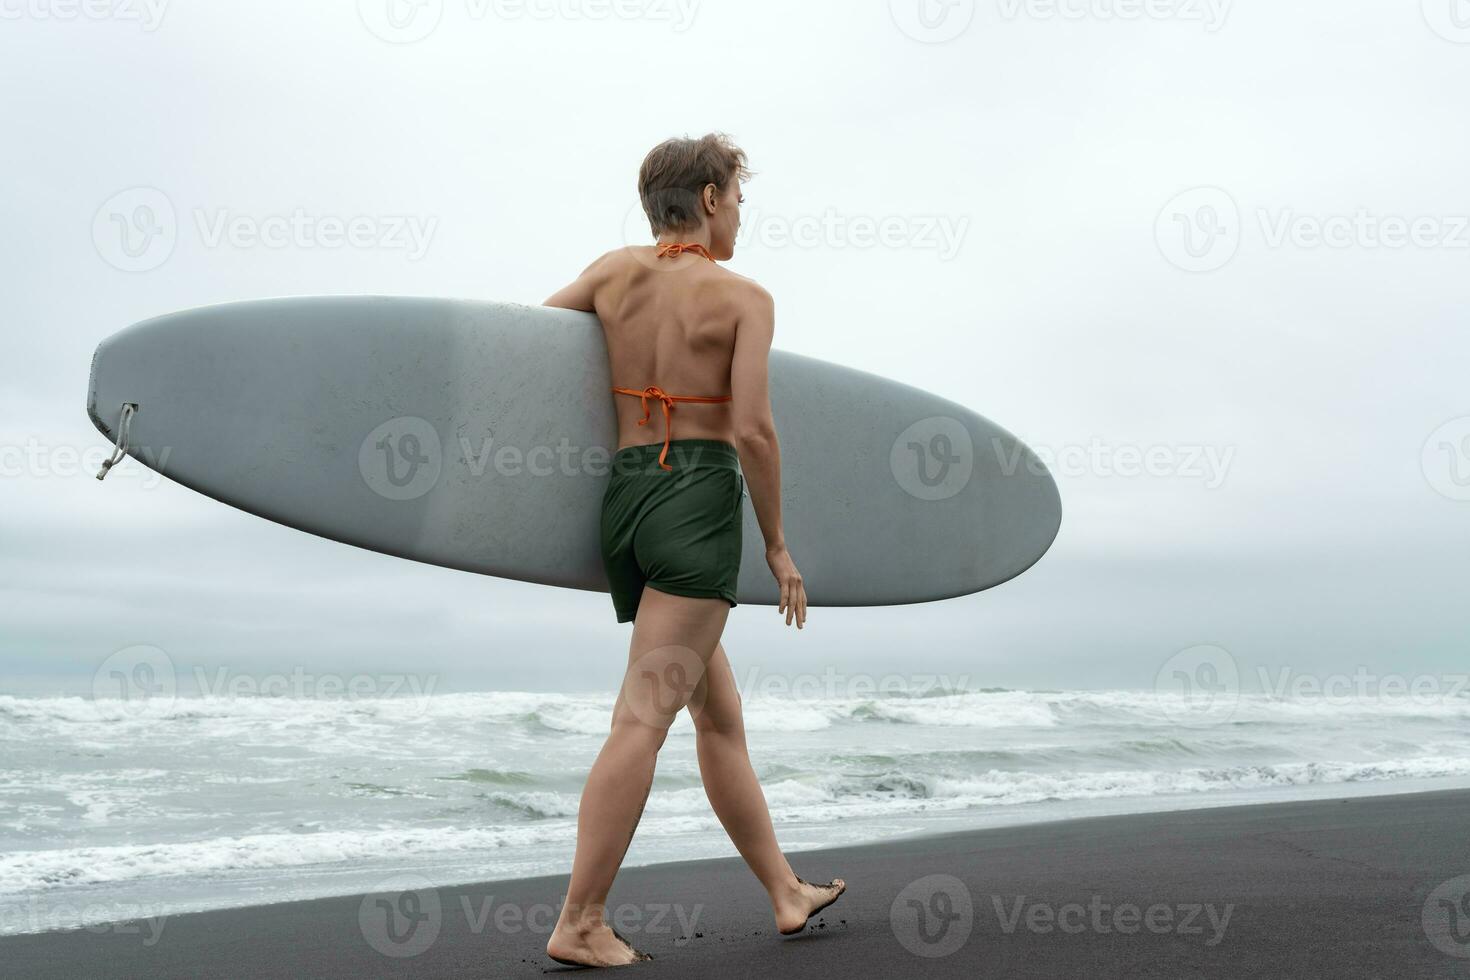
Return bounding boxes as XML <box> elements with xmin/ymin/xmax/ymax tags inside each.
<box><xmin>654</xmin><ymin>241</ymin><xmax>715</xmax><ymax>262</ymax></box>
<box><xmin>612</xmin><ymin>242</ymin><xmax>732</xmax><ymax>471</ymax></box>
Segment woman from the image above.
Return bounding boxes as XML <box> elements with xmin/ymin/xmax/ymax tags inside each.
<box><xmin>541</xmin><ymin>133</ymin><xmax>846</xmax><ymax>968</ymax></box>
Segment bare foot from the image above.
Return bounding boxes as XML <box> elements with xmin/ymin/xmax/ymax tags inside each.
<box><xmin>773</xmin><ymin>873</ymin><xmax>847</xmax><ymax>935</ymax></box>
<box><xmin>546</xmin><ymin>921</ymin><xmax>653</xmax><ymax>968</ymax></box>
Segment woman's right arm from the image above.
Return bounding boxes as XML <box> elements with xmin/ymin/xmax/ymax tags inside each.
<box><xmin>729</xmin><ymin>283</ymin><xmax>807</xmax><ymax>629</ymax></box>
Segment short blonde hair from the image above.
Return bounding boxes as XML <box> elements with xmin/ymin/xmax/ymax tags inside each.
<box><xmin>638</xmin><ymin>133</ymin><xmax>752</xmax><ymax>236</ymax></box>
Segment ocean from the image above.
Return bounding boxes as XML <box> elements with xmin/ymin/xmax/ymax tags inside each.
<box><xmin>3</xmin><ymin>686</ymin><xmax>1469</xmax><ymax>936</ymax></box>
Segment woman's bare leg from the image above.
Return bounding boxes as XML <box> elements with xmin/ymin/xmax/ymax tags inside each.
<box><xmin>547</xmin><ymin>586</ymin><xmax>730</xmax><ymax>967</ymax></box>
<box><xmin>689</xmin><ymin>641</ymin><xmax>846</xmax><ymax>935</ymax></box>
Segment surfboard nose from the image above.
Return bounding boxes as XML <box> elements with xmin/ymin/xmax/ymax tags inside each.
<box><xmin>972</xmin><ymin>430</ymin><xmax>1063</xmax><ymax>586</ymax></box>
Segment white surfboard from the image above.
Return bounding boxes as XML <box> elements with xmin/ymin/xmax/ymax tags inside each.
<box><xmin>87</xmin><ymin>297</ymin><xmax>1060</xmax><ymax>607</ymax></box>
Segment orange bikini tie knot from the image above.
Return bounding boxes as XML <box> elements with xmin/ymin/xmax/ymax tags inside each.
<box><xmin>610</xmin><ymin>384</ymin><xmax>733</xmax><ymax>471</ymax></box>
<box><xmin>654</xmin><ymin>242</ymin><xmax>716</xmax><ymax>262</ymax></box>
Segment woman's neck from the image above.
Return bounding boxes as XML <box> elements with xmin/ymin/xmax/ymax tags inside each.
<box><xmin>656</xmin><ymin>231</ymin><xmax>712</xmax><ymax>250</ymax></box>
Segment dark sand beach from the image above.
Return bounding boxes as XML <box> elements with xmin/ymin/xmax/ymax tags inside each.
<box><xmin>4</xmin><ymin>789</ymin><xmax>1469</xmax><ymax>979</ymax></box>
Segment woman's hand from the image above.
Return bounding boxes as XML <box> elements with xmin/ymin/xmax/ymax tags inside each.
<box><xmin>765</xmin><ymin>544</ymin><xmax>807</xmax><ymax>629</ymax></box>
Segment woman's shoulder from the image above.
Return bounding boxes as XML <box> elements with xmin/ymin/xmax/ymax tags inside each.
<box><xmin>724</xmin><ymin>272</ymin><xmax>773</xmax><ymax>307</ymax></box>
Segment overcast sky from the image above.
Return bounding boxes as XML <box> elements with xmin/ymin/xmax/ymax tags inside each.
<box><xmin>2</xmin><ymin>0</ymin><xmax>1467</xmax><ymax>698</ymax></box>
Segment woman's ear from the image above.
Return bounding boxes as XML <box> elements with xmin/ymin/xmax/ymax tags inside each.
<box><xmin>703</xmin><ymin>183</ymin><xmax>718</xmax><ymax>215</ymax></box>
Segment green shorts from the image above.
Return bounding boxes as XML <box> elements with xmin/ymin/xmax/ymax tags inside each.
<box><xmin>600</xmin><ymin>438</ymin><xmax>745</xmax><ymax>623</ymax></box>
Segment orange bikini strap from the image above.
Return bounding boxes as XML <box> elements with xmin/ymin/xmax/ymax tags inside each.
<box><xmin>655</xmin><ymin>242</ymin><xmax>716</xmax><ymax>262</ymax></box>
<box><xmin>611</xmin><ymin>384</ymin><xmax>733</xmax><ymax>470</ymax></box>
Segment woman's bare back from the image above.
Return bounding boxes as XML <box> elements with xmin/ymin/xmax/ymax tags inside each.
<box><xmin>590</xmin><ymin>247</ymin><xmax>752</xmax><ymax>450</ymax></box>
